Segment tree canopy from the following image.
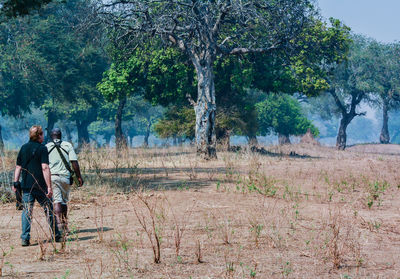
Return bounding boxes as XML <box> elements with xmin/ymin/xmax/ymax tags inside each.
<box><xmin>256</xmin><ymin>94</ymin><xmax>319</xmax><ymax>144</ymax></box>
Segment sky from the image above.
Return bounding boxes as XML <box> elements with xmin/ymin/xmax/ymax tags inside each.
<box><xmin>317</xmin><ymin>0</ymin><xmax>400</xmax><ymax>43</ymax></box>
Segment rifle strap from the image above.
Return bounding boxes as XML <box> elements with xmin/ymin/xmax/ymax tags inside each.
<box><xmin>48</xmin><ymin>145</ymin><xmax>68</xmax><ymax>155</ymax></box>
<box><xmin>53</xmin><ymin>141</ymin><xmax>74</xmax><ymax>175</ymax></box>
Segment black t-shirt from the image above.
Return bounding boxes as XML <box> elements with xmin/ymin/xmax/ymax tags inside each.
<box><xmin>16</xmin><ymin>140</ymin><xmax>49</xmax><ymax>192</ymax></box>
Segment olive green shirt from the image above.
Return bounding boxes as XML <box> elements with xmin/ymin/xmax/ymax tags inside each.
<box><xmin>46</xmin><ymin>140</ymin><xmax>78</xmax><ymax>177</ymax></box>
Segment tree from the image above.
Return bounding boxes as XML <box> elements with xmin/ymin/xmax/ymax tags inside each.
<box><xmin>98</xmin><ymin>0</ymin><xmax>318</xmax><ymax>159</ymax></box>
<box><xmin>98</xmin><ymin>14</ymin><xmax>350</xmax><ymax>152</ymax></box>
<box><xmin>0</xmin><ymin>0</ymin><xmax>109</xmax><ymax>145</ymax></box>
<box><xmin>148</xmin><ymin>52</ymin><xmax>259</xmax><ymax>149</ymax></box>
<box><xmin>125</xmin><ymin>96</ymin><xmax>163</xmax><ymax>147</ymax></box>
<box><xmin>389</xmin><ymin>110</ymin><xmax>400</xmax><ymax>144</ymax></box>
<box><xmin>0</xmin><ymin>0</ymin><xmax>53</xmax><ymax>18</ymax></box>
<box><xmin>154</xmin><ymin>106</ymin><xmax>195</xmax><ymax>142</ymax></box>
<box><xmin>97</xmin><ymin>48</ymin><xmax>148</xmax><ymax>150</ymax></box>
<box><xmin>0</xmin><ymin>17</ymin><xmax>45</xmax><ymax>151</ymax></box>
<box><xmin>327</xmin><ymin>36</ymin><xmax>376</xmax><ymax>150</ymax></box>
<box><xmin>363</xmin><ymin>41</ymin><xmax>400</xmax><ymax>144</ymax></box>
<box><xmin>256</xmin><ymin>93</ymin><xmax>319</xmax><ymax>144</ymax></box>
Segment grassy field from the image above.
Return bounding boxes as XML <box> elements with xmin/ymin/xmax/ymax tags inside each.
<box><xmin>0</xmin><ymin>143</ymin><xmax>400</xmax><ymax>278</ymax></box>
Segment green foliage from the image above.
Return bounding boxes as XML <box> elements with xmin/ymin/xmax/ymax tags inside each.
<box><xmin>144</xmin><ymin>47</ymin><xmax>196</xmax><ymax>107</ymax></box>
<box><xmin>361</xmin><ymin>40</ymin><xmax>400</xmax><ymax>111</ymax></box>
<box><xmin>153</xmin><ymin>106</ymin><xmax>195</xmax><ymax>140</ymax></box>
<box><xmin>0</xmin><ymin>0</ymin><xmax>53</xmax><ymax>18</ymax></box>
<box><xmin>290</xmin><ymin>18</ymin><xmax>352</xmax><ymax>95</ymax></box>
<box><xmin>244</xmin><ymin>17</ymin><xmax>351</xmax><ymax>97</ymax></box>
<box><xmin>97</xmin><ymin>48</ymin><xmax>145</xmax><ymax>102</ymax></box>
<box><xmin>256</xmin><ymin>94</ymin><xmax>319</xmax><ymax>137</ymax></box>
<box><xmin>0</xmin><ymin>0</ymin><xmax>108</xmax><ymax>142</ymax></box>
<box><xmin>330</xmin><ymin>35</ymin><xmax>377</xmax><ymax>101</ymax></box>
<box><xmin>0</xmin><ymin>18</ymin><xmax>45</xmax><ymax>116</ymax></box>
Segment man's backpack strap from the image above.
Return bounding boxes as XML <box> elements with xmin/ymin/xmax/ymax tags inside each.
<box><xmin>53</xmin><ymin>141</ymin><xmax>74</xmax><ymax>175</ymax></box>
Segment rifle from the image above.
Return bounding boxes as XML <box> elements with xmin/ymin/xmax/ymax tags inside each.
<box><xmin>13</xmin><ymin>181</ymin><xmax>23</xmax><ymax>210</ymax></box>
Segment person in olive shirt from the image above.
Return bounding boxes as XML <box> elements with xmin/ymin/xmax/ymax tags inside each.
<box><xmin>12</xmin><ymin>126</ymin><xmax>62</xmax><ymax>246</ymax></box>
<box><xmin>46</xmin><ymin>128</ymin><xmax>83</xmax><ymax>236</ymax></box>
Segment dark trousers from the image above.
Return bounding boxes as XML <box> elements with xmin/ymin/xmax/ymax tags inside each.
<box><xmin>21</xmin><ymin>188</ymin><xmax>61</xmax><ymax>241</ymax></box>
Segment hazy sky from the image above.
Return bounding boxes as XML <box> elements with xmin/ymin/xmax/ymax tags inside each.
<box><xmin>317</xmin><ymin>0</ymin><xmax>400</xmax><ymax>43</ymax></box>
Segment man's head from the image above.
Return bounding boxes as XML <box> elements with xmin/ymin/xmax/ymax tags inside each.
<box><xmin>51</xmin><ymin>128</ymin><xmax>62</xmax><ymax>140</ymax></box>
<box><xmin>29</xmin><ymin>126</ymin><xmax>44</xmax><ymax>143</ymax></box>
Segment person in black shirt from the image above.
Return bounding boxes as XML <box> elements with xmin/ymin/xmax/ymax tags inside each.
<box><xmin>12</xmin><ymin>126</ymin><xmax>62</xmax><ymax>246</ymax></box>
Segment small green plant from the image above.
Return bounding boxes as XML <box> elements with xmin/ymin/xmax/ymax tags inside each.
<box><xmin>237</xmin><ymin>172</ymin><xmax>278</xmax><ymax>197</ymax></box>
<box><xmin>109</xmin><ymin>233</ymin><xmax>132</xmax><ymax>273</ymax></box>
<box><xmin>367</xmin><ymin>181</ymin><xmax>389</xmax><ymax>208</ymax></box>
<box><xmin>249</xmin><ymin>221</ymin><xmax>264</xmax><ymax>247</ymax></box>
<box><xmin>282</xmin><ymin>261</ymin><xmax>293</xmax><ymax>277</ymax></box>
<box><xmin>216</xmin><ymin>181</ymin><xmax>221</xmax><ymax>191</ymax></box>
<box><xmin>55</xmin><ymin>269</ymin><xmax>71</xmax><ymax>279</ymax></box>
<box><xmin>0</xmin><ymin>246</ymin><xmax>14</xmax><ymax>277</ymax></box>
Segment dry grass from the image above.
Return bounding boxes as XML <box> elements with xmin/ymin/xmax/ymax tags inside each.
<box><xmin>0</xmin><ymin>143</ymin><xmax>400</xmax><ymax>278</ymax></box>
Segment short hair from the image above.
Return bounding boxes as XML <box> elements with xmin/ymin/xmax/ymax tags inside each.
<box><xmin>51</xmin><ymin>128</ymin><xmax>62</xmax><ymax>139</ymax></box>
<box><xmin>29</xmin><ymin>126</ymin><xmax>43</xmax><ymax>142</ymax></box>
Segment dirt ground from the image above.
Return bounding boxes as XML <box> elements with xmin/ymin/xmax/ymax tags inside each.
<box><xmin>0</xmin><ymin>143</ymin><xmax>400</xmax><ymax>278</ymax></box>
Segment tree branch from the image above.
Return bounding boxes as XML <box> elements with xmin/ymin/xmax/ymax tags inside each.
<box><xmin>218</xmin><ymin>45</ymin><xmax>279</xmax><ymax>56</ymax></box>
<box><xmin>329</xmin><ymin>89</ymin><xmax>347</xmax><ymax>115</ymax></box>
<box><xmin>212</xmin><ymin>2</ymin><xmax>230</xmax><ymax>38</ymax></box>
<box><xmin>186</xmin><ymin>93</ymin><xmax>196</xmax><ymax>106</ymax></box>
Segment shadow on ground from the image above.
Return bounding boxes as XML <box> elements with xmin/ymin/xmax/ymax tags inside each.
<box><xmin>77</xmin><ymin>227</ymin><xmax>113</xmax><ymax>234</ymax></box>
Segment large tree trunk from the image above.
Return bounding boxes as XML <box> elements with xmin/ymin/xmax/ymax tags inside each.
<box><xmin>380</xmin><ymin>99</ymin><xmax>390</xmax><ymax>144</ymax></box>
<box><xmin>278</xmin><ymin>134</ymin><xmax>291</xmax><ymax>145</ymax></box>
<box><xmin>76</xmin><ymin>120</ymin><xmax>90</xmax><ymax>148</ymax></box>
<box><xmin>194</xmin><ymin>63</ymin><xmax>217</xmax><ymax>159</ymax></box>
<box><xmin>65</xmin><ymin>125</ymin><xmax>73</xmax><ymax>143</ymax></box>
<box><xmin>115</xmin><ymin>96</ymin><xmax>127</xmax><ymax>151</ymax></box>
<box><xmin>143</xmin><ymin>121</ymin><xmax>151</xmax><ymax>148</ymax></box>
<box><xmin>45</xmin><ymin>110</ymin><xmax>57</xmax><ymax>143</ymax></box>
<box><xmin>0</xmin><ymin>123</ymin><xmax>4</xmax><ymax>153</ymax></box>
<box><xmin>336</xmin><ymin>117</ymin><xmax>350</xmax><ymax>150</ymax></box>
<box><xmin>104</xmin><ymin>134</ymin><xmax>112</xmax><ymax>147</ymax></box>
<box><xmin>247</xmin><ymin>135</ymin><xmax>258</xmax><ymax>147</ymax></box>
<box><xmin>178</xmin><ymin>137</ymin><xmax>183</xmax><ymax>146</ymax></box>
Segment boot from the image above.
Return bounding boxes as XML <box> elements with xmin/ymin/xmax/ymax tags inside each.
<box><xmin>54</xmin><ymin>203</ymin><xmax>65</xmax><ymax>235</ymax></box>
<box><xmin>61</xmin><ymin>204</ymin><xmax>69</xmax><ymax>235</ymax></box>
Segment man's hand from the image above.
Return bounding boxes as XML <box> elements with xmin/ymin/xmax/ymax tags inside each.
<box><xmin>42</xmin><ymin>163</ymin><xmax>52</xmax><ymax>197</ymax></box>
<box><xmin>12</xmin><ymin>181</ymin><xmax>21</xmax><ymax>192</ymax></box>
<box><xmin>14</xmin><ymin>166</ymin><xmax>21</xmax><ymax>189</ymax></box>
<box><xmin>46</xmin><ymin>187</ymin><xmax>53</xmax><ymax>199</ymax></box>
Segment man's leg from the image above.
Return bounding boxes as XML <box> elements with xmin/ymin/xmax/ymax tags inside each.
<box><xmin>54</xmin><ymin>202</ymin><xmax>64</xmax><ymax>234</ymax></box>
<box><xmin>53</xmin><ymin>176</ymin><xmax>71</xmax><ymax>235</ymax></box>
<box><xmin>36</xmin><ymin>188</ymin><xmax>62</xmax><ymax>241</ymax></box>
<box><xmin>21</xmin><ymin>191</ymin><xmax>35</xmax><ymax>244</ymax></box>
<box><xmin>52</xmin><ymin>176</ymin><xmax>70</xmax><ymax>235</ymax></box>
<box><xmin>61</xmin><ymin>203</ymin><xmax>68</xmax><ymax>233</ymax></box>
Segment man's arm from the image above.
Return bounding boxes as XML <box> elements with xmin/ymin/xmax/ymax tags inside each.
<box><xmin>12</xmin><ymin>165</ymin><xmax>22</xmax><ymax>192</ymax></box>
<box><xmin>71</xmin><ymin>161</ymin><xmax>84</xmax><ymax>187</ymax></box>
<box><xmin>42</xmin><ymin>163</ymin><xmax>53</xmax><ymax>198</ymax></box>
